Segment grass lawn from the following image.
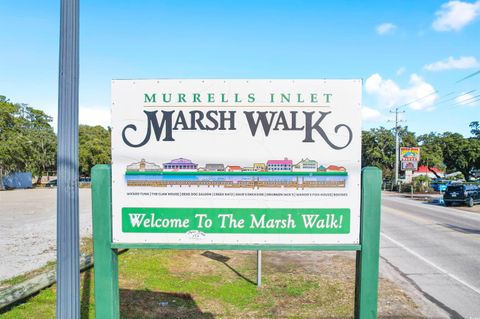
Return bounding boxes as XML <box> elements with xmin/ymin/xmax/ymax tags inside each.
<box><xmin>0</xmin><ymin>249</ymin><xmax>423</xmax><ymax>319</ymax></box>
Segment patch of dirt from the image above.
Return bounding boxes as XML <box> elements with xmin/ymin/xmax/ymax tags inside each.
<box><xmin>263</xmin><ymin>251</ymin><xmax>425</xmax><ymax>318</ymax></box>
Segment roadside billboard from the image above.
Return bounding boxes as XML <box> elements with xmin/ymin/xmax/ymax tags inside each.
<box><xmin>400</xmin><ymin>147</ymin><xmax>420</xmax><ymax>162</ymax></box>
<box><xmin>111</xmin><ymin>80</ymin><xmax>361</xmax><ymax>245</ymax></box>
<box><xmin>401</xmin><ymin>161</ymin><xmax>418</xmax><ymax>171</ymax></box>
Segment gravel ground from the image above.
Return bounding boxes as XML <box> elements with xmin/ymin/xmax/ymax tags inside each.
<box><xmin>0</xmin><ymin>188</ymin><xmax>92</xmax><ymax>281</ymax></box>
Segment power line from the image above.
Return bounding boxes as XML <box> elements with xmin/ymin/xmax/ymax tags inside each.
<box><xmin>454</xmin><ymin>93</ymin><xmax>480</xmax><ymax>104</ymax></box>
<box><xmin>436</xmin><ymin>96</ymin><xmax>480</xmax><ymax>112</ymax></box>
<box><xmin>390</xmin><ymin>89</ymin><xmax>465</xmax><ymax>113</ymax></box>
<box><xmin>422</xmin><ymin>89</ymin><xmax>479</xmax><ymax>110</ymax></box>
<box><xmin>434</xmin><ymin>90</ymin><xmax>475</xmax><ymax>105</ymax></box>
<box><xmin>388</xmin><ymin>69</ymin><xmax>480</xmax><ymax>113</ymax></box>
<box><xmin>462</xmin><ymin>97</ymin><xmax>480</xmax><ymax>105</ymax></box>
<box><xmin>396</xmin><ymin>90</ymin><xmax>439</xmax><ymax>111</ymax></box>
<box><xmin>456</xmin><ymin>70</ymin><xmax>480</xmax><ymax>83</ymax></box>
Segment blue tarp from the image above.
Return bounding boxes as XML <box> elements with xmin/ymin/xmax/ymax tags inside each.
<box><xmin>1</xmin><ymin>172</ymin><xmax>33</xmax><ymax>189</ymax></box>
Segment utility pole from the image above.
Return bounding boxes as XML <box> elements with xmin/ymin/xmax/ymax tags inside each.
<box><xmin>389</xmin><ymin>107</ymin><xmax>405</xmax><ymax>188</ymax></box>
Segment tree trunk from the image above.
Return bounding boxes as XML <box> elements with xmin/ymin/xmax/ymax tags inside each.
<box><xmin>427</xmin><ymin>167</ymin><xmax>440</xmax><ymax>179</ymax></box>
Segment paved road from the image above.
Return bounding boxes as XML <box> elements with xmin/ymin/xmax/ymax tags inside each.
<box><xmin>381</xmin><ymin>194</ymin><xmax>480</xmax><ymax>318</ymax></box>
<box><xmin>0</xmin><ymin>189</ymin><xmax>92</xmax><ymax>281</ymax></box>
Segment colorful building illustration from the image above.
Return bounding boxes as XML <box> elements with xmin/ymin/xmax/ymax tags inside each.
<box><xmin>126</xmin><ymin>159</ymin><xmax>161</xmax><ymax>172</ymax></box>
<box><xmin>253</xmin><ymin>163</ymin><xmax>267</xmax><ymax>172</ymax></box>
<box><xmin>163</xmin><ymin>158</ymin><xmax>198</xmax><ymax>171</ymax></box>
<box><xmin>226</xmin><ymin>165</ymin><xmax>242</xmax><ymax>172</ymax></box>
<box><xmin>267</xmin><ymin>158</ymin><xmax>293</xmax><ymax>171</ymax></box>
<box><xmin>125</xmin><ymin>157</ymin><xmax>348</xmax><ymax>189</ymax></box>
<box><xmin>326</xmin><ymin>165</ymin><xmax>346</xmax><ymax>172</ymax></box>
<box><xmin>205</xmin><ymin>163</ymin><xmax>225</xmax><ymax>171</ymax></box>
<box><xmin>293</xmin><ymin>158</ymin><xmax>318</xmax><ymax>172</ymax></box>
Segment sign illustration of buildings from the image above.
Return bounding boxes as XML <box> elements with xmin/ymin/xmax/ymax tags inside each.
<box><xmin>205</xmin><ymin>163</ymin><xmax>225</xmax><ymax>171</ymax></box>
<box><xmin>126</xmin><ymin>159</ymin><xmax>162</xmax><ymax>172</ymax></box>
<box><xmin>163</xmin><ymin>158</ymin><xmax>198</xmax><ymax>171</ymax></box>
<box><xmin>267</xmin><ymin>158</ymin><xmax>293</xmax><ymax>171</ymax></box>
<box><xmin>293</xmin><ymin>158</ymin><xmax>318</xmax><ymax>172</ymax></box>
<box><xmin>125</xmin><ymin>158</ymin><xmax>348</xmax><ymax>188</ymax></box>
<box><xmin>253</xmin><ymin>163</ymin><xmax>266</xmax><ymax>172</ymax></box>
<box><xmin>226</xmin><ymin>165</ymin><xmax>242</xmax><ymax>172</ymax></box>
<box><xmin>325</xmin><ymin>165</ymin><xmax>346</xmax><ymax>172</ymax></box>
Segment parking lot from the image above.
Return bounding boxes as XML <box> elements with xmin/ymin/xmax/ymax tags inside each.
<box><xmin>0</xmin><ymin>188</ymin><xmax>92</xmax><ymax>281</ymax></box>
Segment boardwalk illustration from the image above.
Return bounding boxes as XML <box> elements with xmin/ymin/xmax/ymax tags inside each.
<box><xmin>125</xmin><ymin>158</ymin><xmax>348</xmax><ymax>189</ymax></box>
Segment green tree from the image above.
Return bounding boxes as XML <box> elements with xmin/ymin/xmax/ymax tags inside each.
<box><xmin>439</xmin><ymin>132</ymin><xmax>480</xmax><ymax>181</ymax></box>
<box><xmin>417</xmin><ymin>133</ymin><xmax>445</xmax><ymax>178</ymax></box>
<box><xmin>362</xmin><ymin>127</ymin><xmax>395</xmax><ymax>179</ymax></box>
<box><xmin>24</xmin><ymin>107</ymin><xmax>57</xmax><ymax>177</ymax></box>
<box><xmin>470</xmin><ymin>121</ymin><xmax>480</xmax><ymax>139</ymax></box>
<box><xmin>79</xmin><ymin>125</ymin><xmax>111</xmax><ymax>175</ymax></box>
<box><xmin>362</xmin><ymin>126</ymin><xmax>417</xmax><ymax>180</ymax></box>
<box><xmin>0</xmin><ymin>96</ymin><xmax>56</xmax><ymax>178</ymax></box>
<box><xmin>399</xmin><ymin>127</ymin><xmax>417</xmax><ymax>148</ymax></box>
<box><xmin>0</xmin><ymin>96</ymin><xmax>22</xmax><ymax>173</ymax></box>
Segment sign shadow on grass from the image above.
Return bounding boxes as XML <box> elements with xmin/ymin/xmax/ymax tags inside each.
<box><xmin>201</xmin><ymin>251</ymin><xmax>256</xmax><ymax>286</ymax></box>
<box><xmin>119</xmin><ymin>289</ymin><xmax>215</xmax><ymax>319</ymax></box>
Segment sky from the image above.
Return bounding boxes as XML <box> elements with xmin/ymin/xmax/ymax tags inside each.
<box><xmin>0</xmin><ymin>0</ymin><xmax>479</xmax><ymax>136</ymax></box>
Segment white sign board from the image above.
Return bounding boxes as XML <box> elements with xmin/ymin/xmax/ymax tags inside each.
<box><xmin>111</xmin><ymin>80</ymin><xmax>361</xmax><ymax>245</ymax></box>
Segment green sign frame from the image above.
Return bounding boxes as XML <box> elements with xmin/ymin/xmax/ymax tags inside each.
<box><xmin>91</xmin><ymin>164</ymin><xmax>381</xmax><ymax>318</ymax></box>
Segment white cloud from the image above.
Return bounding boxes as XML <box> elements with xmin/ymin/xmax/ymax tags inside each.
<box><xmin>365</xmin><ymin>73</ymin><xmax>438</xmax><ymax>110</ymax></box>
<box><xmin>376</xmin><ymin>23</ymin><xmax>397</xmax><ymax>35</ymax></box>
<box><xmin>396</xmin><ymin>67</ymin><xmax>406</xmax><ymax>76</ymax></box>
<box><xmin>362</xmin><ymin>106</ymin><xmax>383</xmax><ymax>121</ymax></box>
<box><xmin>432</xmin><ymin>0</ymin><xmax>480</xmax><ymax>31</ymax></box>
<box><xmin>424</xmin><ymin>56</ymin><xmax>480</xmax><ymax>71</ymax></box>
<box><xmin>455</xmin><ymin>92</ymin><xmax>479</xmax><ymax>105</ymax></box>
<box><xmin>79</xmin><ymin>106</ymin><xmax>111</xmax><ymax>127</ymax></box>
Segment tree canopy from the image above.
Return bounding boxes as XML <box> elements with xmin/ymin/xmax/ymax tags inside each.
<box><xmin>362</xmin><ymin>122</ymin><xmax>480</xmax><ymax>181</ymax></box>
<box><xmin>470</xmin><ymin>121</ymin><xmax>480</xmax><ymax>139</ymax></box>
<box><xmin>361</xmin><ymin>127</ymin><xmax>396</xmax><ymax>179</ymax></box>
<box><xmin>79</xmin><ymin>125</ymin><xmax>111</xmax><ymax>175</ymax></box>
<box><xmin>1</xmin><ymin>95</ymin><xmax>112</xmax><ymax>179</ymax></box>
<box><xmin>439</xmin><ymin>132</ymin><xmax>480</xmax><ymax>181</ymax></box>
<box><xmin>0</xmin><ymin>96</ymin><xmax>56</xmax><ymax>177</ymax></box>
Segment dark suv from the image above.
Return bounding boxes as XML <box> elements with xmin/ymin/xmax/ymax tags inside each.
<box><xmin>443</xmin><ymin>184</ymin><xmax>480</xmax><ymax>207</ymax></box>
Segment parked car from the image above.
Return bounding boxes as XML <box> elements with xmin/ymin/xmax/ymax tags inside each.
<box><xmin>45</xmin><ymin>179</ymin><xmax>57</xmax><ymax>187</ymax></box>
<box><xmin>443</xmin><ymin>184</ymin><xmax>480</xmax><ymax>207</ymax></box>
<box><xmin>431</xmin><ymin>179</ymin><xmax>450</xmax><ymax>192</ymax></box>
<box><xmin>45</xmin><ymin>177</ymin><xmax>91</xmax><ymax>187</ymax></box>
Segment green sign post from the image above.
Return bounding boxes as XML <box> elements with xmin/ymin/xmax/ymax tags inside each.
<box><xmin>91</xmin><ymin>164</ymin><xmax>381</xmax><ymax>318</ymax></box>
